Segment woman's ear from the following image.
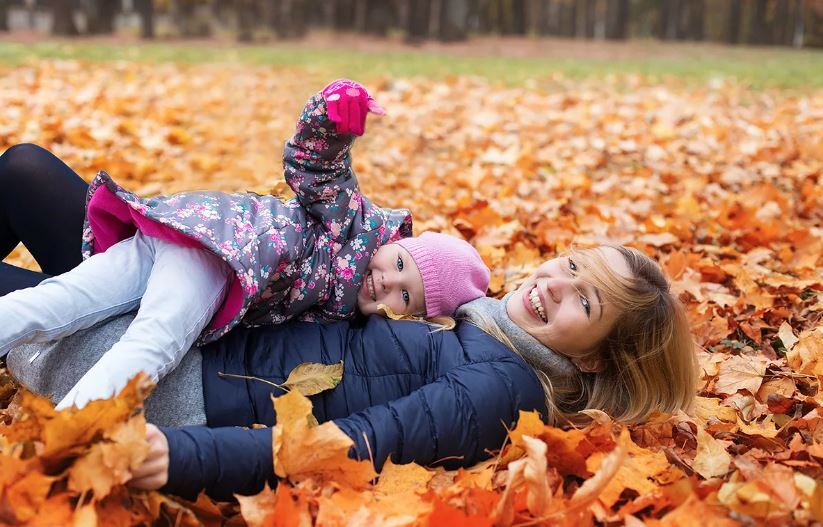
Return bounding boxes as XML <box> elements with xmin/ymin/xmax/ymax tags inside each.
<box><xmin>572</xmin><ymin>355</ymin><xmax>605</xmax><ymax>373</ymax></box>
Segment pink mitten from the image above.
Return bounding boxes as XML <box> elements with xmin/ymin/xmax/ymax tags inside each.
<box><xmin>321</xmin><ymin>79</ymin><xmax>385</xmax><ymax>136</ymax></box>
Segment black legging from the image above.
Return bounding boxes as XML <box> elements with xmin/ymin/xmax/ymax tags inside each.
<box><xmin>0</xmin><ymin>144</ymin><xmax>89</xmax><ymax>295</ymax></box>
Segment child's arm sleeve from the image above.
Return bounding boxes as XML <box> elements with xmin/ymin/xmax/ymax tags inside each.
<box><xmin>282</xmin><ymin>93</ymin><xmax>373</xmax><ymax>241</ymax></box>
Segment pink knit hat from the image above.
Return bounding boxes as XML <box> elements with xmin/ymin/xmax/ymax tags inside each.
<box><xmin>395</xmin><ymin>232</ymin><xmax>490</xmax><ymax>317</ymax></box>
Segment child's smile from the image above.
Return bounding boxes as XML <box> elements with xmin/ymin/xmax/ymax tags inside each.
<box><xmin>357</xmin><ymin>244</ymin><xmax>425</xmax><ymax>317</ymax></box>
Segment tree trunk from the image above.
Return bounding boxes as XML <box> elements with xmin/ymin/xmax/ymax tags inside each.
<box><xmin>806</xmin><ymin>0</ymin><xmax>823</xmax><ymax>47</ymax></box>
<box><xmin>748</xmin><ymin>0</ymin><xmax>767</xmax><ymax>44</ymax></box>
<box><xmin>534</xmin><ymin>0</ymin><xmax>553</xmax><ymax>35</ymax></box>
<box><xmin>792</xmin><ymin>0</ymin><xmax>805</xmax><ymax>47</ymax></box>
<box><xmin>365</xmin><ymin>0</ymin><xmax>393</xmax><ymax>35</ymax></box>
<box><xmin>438</xmin><ymin>0</ymin><xmax>469</xmax><ymax>41</ymax></box>
<box><xmin>174</xmin><ymin>0</ymin><xmax>195</xmax><ymax>37</ymax></box>
<box><xmin>669</xmin><ymin>0</ymin><xmax>691</xmax><ymax>40</ymax></box>
<box><xmin>406</xmin><ymin>0</ymin><xmax>430</xmax><ymax>42</ymax></box>
<box><xmin>686</xmin><ymin>0</ymin><xmax>703</xmax><ymax>40</ymax></box>
<box><xmin>772</xmin><ymin>0</ymin><xmax>789</xmax><ymax>44</ymax></box>
<box><xmin>510</xmin><ymin>0</ymin><xmax>527</xmax><ymax>34</ymax></box>
<box><xmin>273</xmin><ymin>0</ymin><xmax>307</xmax><ymax>38</ymax></box>
<box><xmin>658</xmin><ymin>0</ymin><xmax>674</xmax><ymax>39</ymax></box>
<box><xmin>51</xmin><ymin>0</ymin><xmax>79</xmax><ymax>35</ymax></box>
<box><xmin>583</xmin><ymin>0</ymin><xmax>595</xmax><ymax>38</ymax></box>
<box><xmin>562</xmin><ymin>0</ymin><xmax>577</xmax><ymax>37</ymax></box>
<box><xmin>330</xmin><ymin>0</ymin><xmax>355</xmax><ymax>30</ymax></box>
<box><xmin>727</xmin><ymin>0</ymin><xmax>741</xmax><ymax>43</ymax></box>
<box><xmin>605</xmin><ymin>0</ymin><xmax>629</xmax><ymax>39</ymax></box>
<box><xmin>0</xmin><ymin>0</ymin><xmax>9</xmax><ymax>31</ymax></box>
<box><xmin>86</xmin><ymin>0</ymin><xmax>118</xmax><ymax>34</ymax></box>
<box><xmin>236</xmin><ymin>0</ymin><xmax>255</xmax><ymax>41</ymax></box>
<box><xmin>135</xmin><ymin>0</ymin><xmax>154</xmax><ymax>38</ymax></box>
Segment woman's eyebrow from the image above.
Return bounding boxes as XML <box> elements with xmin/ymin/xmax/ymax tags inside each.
<box><xmin>594</xmin><ymin>287</ymin><xmax>604</xmax><ymax>320</ymax></box>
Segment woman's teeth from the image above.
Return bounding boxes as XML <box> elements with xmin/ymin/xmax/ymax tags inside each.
<box><xmin>529</xmin><ymin>287</ymin><xmax>547</xmax><ymax>322</ymax></box>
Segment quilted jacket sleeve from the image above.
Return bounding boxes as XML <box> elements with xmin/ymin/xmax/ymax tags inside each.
<box><xmin>159</xmin><ymin>357</ymin><xmax>545</xmax><ymax>500</ymax></box>
<box><xmin>283</xmin><ymin>92</ymin><xmax>378</xmax><ymax>241</ymax></box>
<box><xmin>160</xmin><ymin>426</ymin><xmax>276</xmax><ymax>501</ymax></box>
<box><xmin>333</xmin><ymin>358</ymin><xmax>547</xmax><ymax>471</ymax></box>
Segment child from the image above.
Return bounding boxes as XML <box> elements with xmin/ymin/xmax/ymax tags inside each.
<box><xmin>0</xmin><ymin>80</ymin><xmax>490</xmax><ymax>410</ymax></box>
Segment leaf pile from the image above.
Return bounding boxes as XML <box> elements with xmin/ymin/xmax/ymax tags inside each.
<box><xmin>1</xmin><ymin>60</ymin><xmax>823</xmax><ymax>525</ymax></box>
<box><xmin>0</xmin><ymin>375</ymin><xmax>180</xmax><ymax>526</ymax></box>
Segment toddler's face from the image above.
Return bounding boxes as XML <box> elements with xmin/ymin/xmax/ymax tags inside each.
<box><xmin>357</xmin><ymin>243</ymin><xmax>426</xmax><ymax>317</ymax></box>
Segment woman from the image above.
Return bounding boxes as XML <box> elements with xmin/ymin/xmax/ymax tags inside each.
<box><xmin>0</xmin><ymin>143</ymin><xmax>699</xmax><ymax>501</ymax></box>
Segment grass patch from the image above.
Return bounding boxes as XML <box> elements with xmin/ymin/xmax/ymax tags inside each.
<box><xmin>1</xmin><ymin>39</ymin><xmax>823</xmax><ymax>88</ymax></box>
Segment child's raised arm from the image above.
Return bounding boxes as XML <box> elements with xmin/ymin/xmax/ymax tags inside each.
<box><xmin>283</xmin><ymin>80</ymin><xmax>385</xmax><ymax>241</ymax></box>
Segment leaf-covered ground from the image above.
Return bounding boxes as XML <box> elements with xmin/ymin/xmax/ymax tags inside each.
<box><xmin>1</xmin><ymin>59</ymin><xmax>823</xmax><ymax>526</ymax></box>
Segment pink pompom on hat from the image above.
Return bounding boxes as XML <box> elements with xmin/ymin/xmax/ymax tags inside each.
<box><xmin>395</xmin><ymin>232</ymin><xmax>490</xmax><ymax>318</ymax></box>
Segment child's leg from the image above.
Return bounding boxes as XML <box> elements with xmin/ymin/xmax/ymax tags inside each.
<box><xmin>0</xmin><ymin>233</ymin><xmax>158</xmax><ymax>357</ymax></box>
<box><xmin>56</xmin><ymin>236</ymin><xmax>230</xmax><ymax>410</ymax></box>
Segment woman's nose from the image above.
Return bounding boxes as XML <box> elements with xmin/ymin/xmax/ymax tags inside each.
<box><xmin>545</xmin><ymin>277</ymin><xmax>573</xmax><ymax>302</ymax></box>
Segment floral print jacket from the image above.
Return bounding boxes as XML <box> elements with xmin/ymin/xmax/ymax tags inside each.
<box><xmin>81</xmin><ymin>92</ymin><xmax>413</xmax><ymax>344</ymax></box>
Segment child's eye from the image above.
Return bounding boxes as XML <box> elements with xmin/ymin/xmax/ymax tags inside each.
<box><xmin>397</xmin><ymin>255</ymin><xmax>404</xmax><ymax>271</ymax></box>
<box><xmin>402</xmin><ymin>290</ymin><xmax>410</xmax><ymax>305</ymax></box>
<box><xmin>580</xmin><ymin>295</ymin><xmax>591</xmax><ymax>317</ymax></box>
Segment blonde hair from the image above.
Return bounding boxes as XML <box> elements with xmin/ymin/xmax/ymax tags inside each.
<box><xmin>571</xmin><ymin>245</ymin><xmax>698</xmax><ymax>423</ymax></box>
<box><xmin>468</xmin><ymin>245</ymin><xmax>698</xmax><ymax>425</ymax></box>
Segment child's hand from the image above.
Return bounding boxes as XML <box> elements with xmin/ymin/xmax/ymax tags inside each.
<box><xmin>322</xmin><ymin>79</ymin><xmax>385</xmax><ymax>136</ymax></box>
<box><xmin>128</xmin><ymin>424</ymin><xmax>169</xmax><ymax>491</ymax></box>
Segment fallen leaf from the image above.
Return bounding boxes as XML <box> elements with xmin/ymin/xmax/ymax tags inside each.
<box><xmin>282</xmin><ymin>361</ymin><xmax>344</xmax><ymax>396</ymax></box>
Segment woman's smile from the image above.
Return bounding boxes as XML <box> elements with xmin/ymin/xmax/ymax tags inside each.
<box><xmin>523</xmin><ymin>285</ymin><xmax>547</xmax><ymax>323</ymax></box>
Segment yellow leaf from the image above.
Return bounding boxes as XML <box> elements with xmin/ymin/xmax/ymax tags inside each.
<box><xmin>571</xmin><ymin>428</ymin><xmax>629</xmax><ymax>509</ymax></box>
<box><xmin>43</xmin><ymin>374</ymin><xmax>153</xmax><ymax>458</ymax></box>
<box><xmin>499</xmin><ymin>410</ymin><xmax>545</xmax><ymax>464</ymax></box>
<box><xmin>585</xmin><ymin>430</ymin><xmax>673</xmax><ymax>507</ymax></box>
<box><xmin>375</xmin><ymin>459</ymin><xmax>435</xmax><ymax>494</ymax></box>
<box><xmin>4</xmin><ymin>470</ymin><xmax>55</xmax><ymax>522</ymax></box>
<box><xmin>693</xmin><ymin>427</ymin><xmax>731</xmax><ymax>479</ymax></box>
<box><xmin>283</xmin><ymin>361</ymin><xmax>343</xmax><ymax>396</ymax></box>
<box><xmin>714</xmin><ymin>355</ymin><xmax>767</xmax><ymax>396</ymax></box>
<box><xmin>694</xmin><ymin>397</ymin><xmax>738</xmax><ymax>427</ymax></box>
<box><xmin>72</xmin><ymin>503</ymin><xmax>97</xmax><ymax>527</ymax></box>
<box><xmin>735</xmin><ymin>416</ymin><xmax>779</xmax><ymax>438</ymax></box>
<box><xmin>236</xmin><ymin>484</ymin><xmax>277</xmax><ymax>527</ymax></box>
<box><xmin>778</xmin><ymin>321</ymin><xmax>798</xmax><ymax>352</ymax></box>
<box><xmin>68</xmin><ymin>416</ymin><xmax>149</xmax><ymax>500</ymax></box>
<box><xmin>272</xmin><ymin>390</ymin><xmax>376</xmax><ymax>488</ymax></box>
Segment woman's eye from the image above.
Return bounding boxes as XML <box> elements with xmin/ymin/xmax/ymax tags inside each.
<box><xmin>569</xmin><ymin>258</ymin><xmax>578</xmax><ymax>272</ymax></box>
<box><xmin>397</xmin><ymin>256</ymin><xmax>404</xmax><ymax>271</ymax></box>
<box><xmin>580</xmin><ymin>296</ymin><xmax>591</xmax><ymax>317</ymax></box>
<box><xmin>402</xmin><ymin>290</ymin><xmax>410</xmax><ymax>305</ymax></box>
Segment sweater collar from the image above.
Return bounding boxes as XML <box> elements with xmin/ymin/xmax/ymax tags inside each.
<box><xmin>456</xmin><ymin>293</ymin><xmax>579</xmax><ymax>381</ymax></box>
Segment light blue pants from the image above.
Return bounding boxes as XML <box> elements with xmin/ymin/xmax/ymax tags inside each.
<box><xmin>0</xmin><ymin>231</ymin><xmax>230</xmax><ymax>410</ymax></box>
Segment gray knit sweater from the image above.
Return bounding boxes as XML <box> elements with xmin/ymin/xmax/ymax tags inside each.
<box><xmin>456</xmin><ymin>293</ymin><xmax>581</xmax><ymax>395</ymax></box>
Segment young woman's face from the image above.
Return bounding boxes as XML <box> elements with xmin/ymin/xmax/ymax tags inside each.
<box><xmin>506</xmin><ymin>247</ymin><xmax>630</xmax><ymax>370</ymax></box>
<box><xmin>357</xmin><ymin>243</ymin><xmax>426</xmax><ymax>317</ymax></box>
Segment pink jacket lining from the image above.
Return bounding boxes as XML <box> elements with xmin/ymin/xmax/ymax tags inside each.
<box><xmin>87</xmin><ymin>186</ymin><xmax>244</xmax><ymax>332</ymax></box>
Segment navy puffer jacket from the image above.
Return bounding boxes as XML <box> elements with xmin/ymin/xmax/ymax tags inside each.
<box><xmin>160</xmin><ymin>316</ymin><xmax>547</xmax><ymax>500</ymax></box>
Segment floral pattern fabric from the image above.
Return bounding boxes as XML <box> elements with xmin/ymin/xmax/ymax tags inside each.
<box><xmin>81</xmin><ymin>93</ymin><xmax>413</xmax><ymax>343</ymax></box>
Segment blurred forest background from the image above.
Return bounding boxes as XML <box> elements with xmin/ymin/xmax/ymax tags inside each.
<box><xmin>0</xmin><ymin>0</ymin><xmax>821</xmax><ymax>48</ymax></box>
